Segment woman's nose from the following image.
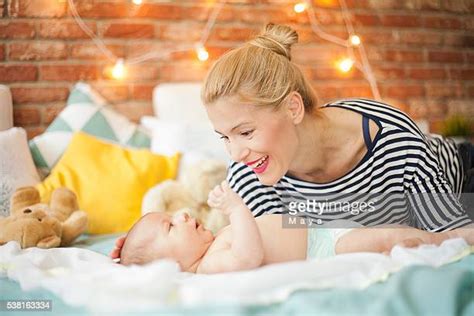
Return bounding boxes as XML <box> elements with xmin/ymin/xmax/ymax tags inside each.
<box><xmin>229</xmin><ymin>143</ymin><xmax>250</xmax><ymax>162</ymax></box>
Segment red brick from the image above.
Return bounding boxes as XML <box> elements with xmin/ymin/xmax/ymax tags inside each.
<box><xmin>113</xmin><ymin>102</ymin><xmax>153</xmax><ymax>123</ymax></box>
<box><xmin>467</xmin><ymin>85</ymin><xmax>474</xmax><ymax>97</ymax></box>
<box><xmin>425</xmin><ymin>83</ymin><xmax>463</xmax><ymax>98</ymax></box>
<box><xmin>367</xmin><ymin>0</ymin><xmax>418</xmax><ymax>10</ymax></box>
<box><xmin>131</xmin><ymin>84</ymin><xmax>154</xmax><ymax>101</ymax></box>
<box><xmin>24</xmin><ymin>126</ymin><xmax>45</xmax><ymax>140</ymax></box>
<box><xmin>372</xmin><ymin>66</ymin><xmax>406</xmax><ymax>80</ymax></box>
<box><xmin>209</xmin><ymin>26</ymin><xmax>258</xmax><ymax>42</ymax></box>
<box><xmin>43</xmin><ymin>103</ymin><xmax>65</xmax><ymax>125</ymax></box>
<box><xmin>11</xmin><ymin>87</ymin><xmax>69</xmax><ymax>104</ymax></box>
<box><xmin>467</xmin><ymin>52</ymin><xmax>474</xmax><ymax>63</ymax></box>
<box><xmin>132</xmin><ymin>3</ymin><xmax>183</xmax><ymax>19</ymax></box>
<box><xmin>0</xmin><ymin>65</ymin><xmax>37</xmax><ymax>82</ymax></box>
<box><xmin>443</xmin><ymin>34</ymin><xmax>474</xmax><ymax>47</ymax></box>
<box><xmin>13</xmin><ymin>106</ymin><xmax>41</xmax><ymax>125</ymax></box>
<box><xmin>408</xmin><ymin>100</ymin><xmax>428</xmax><ymax>120</ymax></box>
<box><xmin>428</xmin><ymin>51</ymin><xmax>464</xmax><ymax>63</ymax></box>
<box><xmin>449</xmin><ymin>68</ymin><xmax>474</xmax><ymax>80</ymax></box>
<box><xmin>156</xmin><ymin>23</ymin><xmax>202</xmax><ymax>42</ymax></box>
<box><xmin>40</xmin><ymin>65</ymin><xmax>100</xmax><ymax>81</ymax></box>
<box><xmin>8</xmin><ymin>42</ymin><xmax>67</xmax><ymax>61</ymax></box>
<box><xmin>311</xmin><ymin>83</ymin><xmax>340</xmax><ymax>100</ymax></box>
<box><xmin>419</xmin><ymin>0</ymin><xmax>442</xmax><ymax>11</ymax></box>
<box><xmin>353</xmin><ymin>14</ymin><xmax>380</xmax><ymax>26</ymax></box>
<box><xmin>398</xmin><ymin>31</ymin><xmax>443</xmax><ymax>46</ymax></box>
<box><xmin>159</xmin><ymin>63</ymin><xmax>208</xmax><ymax>81</ymax></box>
<box><xmin>102</xmin><ymin>23</ymin><xmax>154</xmax><ymax>38</ymax></box>
<box><xmin>407</xmin><ymin>68</ymin><xmax>447</xmax><ymax>80</ymax></box>
<box><xmin>0</xmin><ymin>45</ymin><xmax>4</xmax><ymax>61</ymax></box>
<box><xmin>339</xmin><ymin>83</ymin><xmax>374</xmax><ymax>98</ymax></box>
<box><xmin>384</xmin><ymin>49</ymin><xmax>425</xmax><ymax>63</ymax></box>
<box><xmin>38</xmin><ymin>21</ymin><xmax>97</xmax><ymax>39</ymax></box>
<box><xmin>9</xmin><ymin>0</ymin><xmax>66</xmax><ymax>18</ymax></box>
<box><xmin>442</xmin><ymin>0</ymin><xmax>469</xmax><ymax>13</ymax></box>
<box><xmin>357</xmin><ymin>31</ymin><xmax>396</xmax><ymax>45</ymax></box>
<box><xmin>74</xmin><ymin>2</ymin><xmax>129</xmax><ymax>18</ymax></box>
<box><xmin>309</xmin><ymin>67</ymin><xmax>365</xmax><ymax>80</ymax></box>
<box><xmin>423</xmin><ymin>16</ymin><xmax>464</xmax><ymax>29</ymax></box>
<box><xmin>70</xmin><ymin>43</ymin><xmax>125</xmax><ymax>60</ymax></box>
<box><xmin>384</xmin><ymin>84</ymin><xmax>425</xmax><ymax>98</ymax></box>
<box><xmin>91</xmin><ymin>84</ymin><xmax>129</xmax><ymax>102</ymax></box>
<box><xmin>0</xmin><ymin>22</ymin><xmax>35</xmax><ymax>39</ymax></box>
<box><xmin>293</xmin><ymin>46</ymin><xmax>347</xmax><ymax>64</ymax></box>
<box><xmin>380</xmin><ymin>15</ymin><xmax>422</xmax><ymax>27</ymax></box>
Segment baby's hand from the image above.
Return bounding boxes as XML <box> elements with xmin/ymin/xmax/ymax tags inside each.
<box><xmin>207</xmin><ymin>181</ymin><xmax>245</xmax><ymax>216</ymax></box>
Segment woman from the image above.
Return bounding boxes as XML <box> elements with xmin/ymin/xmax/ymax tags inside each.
<box><xmin>200</xmin><ymin>23</ymin><xmax>472</xmax><ymax>232</ymax></box>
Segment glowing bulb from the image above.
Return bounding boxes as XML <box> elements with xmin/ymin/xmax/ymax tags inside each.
<box><xmin>196</xmin><ymin>45</ymin><xmax>209</xmax><ymax>61</ymax></box>
<box><xmin>294</xmin><ymin>2</ymin><xmax>307</xmax><ymax>13</ymax></box>
<box><xmin>349</xmin><ymin>35</ymin><xmax>361</xmax><ymax>46</ymax></box>
<box><xmin>132</xmin><ymin>0</ymin><xmax>143</xmax><ymax>5</ymax></box>
<box><xmin>338</xmin><ymin>58</ymin><xmax>354</xmax><ymax>73</ymax></box>
<box><xmin>111</xmin><ymin>59</ymin><xmax>126</xmax><ymax>80</ymax></box>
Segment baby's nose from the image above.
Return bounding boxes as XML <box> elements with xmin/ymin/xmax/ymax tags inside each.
<box><xmin>172</xmin><ymin>212</ymin><xmax>190</xmax><ymax>224</ymax></box>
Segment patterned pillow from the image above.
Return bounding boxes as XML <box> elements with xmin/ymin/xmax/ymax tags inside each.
<box><xmin>29</xmin><ymin>82</ymin><xmax>151</xmax><ymax>174</ymax></box>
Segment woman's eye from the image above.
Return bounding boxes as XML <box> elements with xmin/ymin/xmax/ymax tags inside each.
<box><xmin>240</xmin><ymin>130</ymin><xmax>254</xmax><ymax>137</ymax></box>
<box><xmin>219</xmin><ymin>136</ymin><xmax>230</xmax><ymax>142</ymax></box>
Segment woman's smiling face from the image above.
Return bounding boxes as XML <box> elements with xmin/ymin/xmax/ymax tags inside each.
<box><xmin>206</xmin><ymin>96</ymin><xmax>300</xmax><ymax>185</ymax></box>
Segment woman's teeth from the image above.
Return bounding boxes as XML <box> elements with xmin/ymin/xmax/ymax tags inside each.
<box><xmin>253</xmin><ymin>156</ymin><xmax>268</xmax><ymax>168</ymax></box>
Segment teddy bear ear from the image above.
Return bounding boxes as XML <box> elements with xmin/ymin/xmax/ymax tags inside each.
<box><xmin>10</xmin><ymin>187</ymin><xmax>41</xmax><ymax>215</ymax></box>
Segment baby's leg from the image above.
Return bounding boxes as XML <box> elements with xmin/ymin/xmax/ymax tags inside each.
<box><xmin>335</xmin><ymin>225</ymin><xmax>451</xmax><ymax>255</ymax></box>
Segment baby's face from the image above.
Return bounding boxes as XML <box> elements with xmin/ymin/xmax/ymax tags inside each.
<box><xmin>134</xmin><ymin>212</ymin><xmax>214</xmax><ymax>269</ymax></box>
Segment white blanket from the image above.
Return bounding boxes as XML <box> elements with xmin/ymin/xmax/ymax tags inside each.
<box><xmin>0</xmin><ymin>239</ymin><xmax>472</xmax><ymax>312</ymax></box>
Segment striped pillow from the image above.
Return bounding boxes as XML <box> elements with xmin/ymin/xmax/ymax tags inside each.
<box><xmin>29</xmin><ymin>82</ymin><xmax>150</xmax><ymax>175</ymax></box>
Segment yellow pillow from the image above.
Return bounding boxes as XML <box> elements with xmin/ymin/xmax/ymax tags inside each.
<box><xmin>37</xmin><ymin>132</ymin><xmax>180</xmax><ymax>234</ymax></box>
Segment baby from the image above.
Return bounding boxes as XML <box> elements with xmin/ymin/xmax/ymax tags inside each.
<box><xmin>111</xmin><ymin>181</ymin><xmax>473</xmax><ymax>274</ymax></box>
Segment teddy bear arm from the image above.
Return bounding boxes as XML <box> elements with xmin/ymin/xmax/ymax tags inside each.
<box><xmin>60</xmin><ymin>210</ymin><xmax>88</xmax><ymax>246</ymax></box>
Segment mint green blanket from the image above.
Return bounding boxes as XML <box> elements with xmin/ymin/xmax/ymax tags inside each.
<box><xmin>1</xmin><ymin>234</ymin><xmax>473</xmax><ymax>316</ymax></box>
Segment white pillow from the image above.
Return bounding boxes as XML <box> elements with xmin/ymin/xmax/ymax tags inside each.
<box><xmin>0</xmin><ymin>127</ymin><xmax>41</xmax><ymax>217</ymax></box>
<box><xmin>140</xmin><ymin>116</ymin><xmax>229</xmax><ymax>180</ymax></box>
<box><xmin>153</xmin><ymin>83</ymin><xmax>209</xmax><ymax>126</ymax></box>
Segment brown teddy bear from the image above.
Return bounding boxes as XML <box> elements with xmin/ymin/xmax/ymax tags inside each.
<box><xmin>0</xmin><ymin>186</ymin><xmax>88</xmax><ymax>249</ymax></box>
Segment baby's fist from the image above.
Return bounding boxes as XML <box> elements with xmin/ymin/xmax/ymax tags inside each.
<box><xmin>207</xmin><ymin>181</ymin><xmax>244</xmax><ymax>215</ymax></box>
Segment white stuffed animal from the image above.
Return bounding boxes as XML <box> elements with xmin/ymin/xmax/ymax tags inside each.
<box><xmin>142</xmin><ymin>159</ymin><xmax>229</xmax><ymax>234</ymax></box>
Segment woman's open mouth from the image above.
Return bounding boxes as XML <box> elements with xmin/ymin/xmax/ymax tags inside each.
<box><xmin>250</xmin><ymin>155</ymin><xmax>269</xmax><ymax>174</ymax></box>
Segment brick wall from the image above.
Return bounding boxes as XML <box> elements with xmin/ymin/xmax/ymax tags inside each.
<box><xmin>0</xmin><ymin>0</ymin><xmax>473</xmax><ymax>139</ymax></box>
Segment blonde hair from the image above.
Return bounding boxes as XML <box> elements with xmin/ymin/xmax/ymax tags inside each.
<box><xmin>202</xmin><ymin>23</ymin><xmax>316</xmax><ymax>112</ymax></box>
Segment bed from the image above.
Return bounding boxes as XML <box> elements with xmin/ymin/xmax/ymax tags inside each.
<box><xmin>1</xmin><ymin>234</ymin><xmax>473</xmax><ymax>315</ymax></box>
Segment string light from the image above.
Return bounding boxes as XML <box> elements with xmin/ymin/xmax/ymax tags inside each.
<box><xmin>111</xmin><ymin>59</ymin><xmax>126</xmax><ymax>80</ymax></box>
<box><xmin>337</xmin><ymin>58</ymin><xmax>354</xmax><ymax>73</ymax></box>
<box><xmin>196</xmin><ymin>44</ymin><xmax>209</xmax><ymax>62</ymax></box>
<box><xmin>66</xmin><ymin>0</ymin><xmax>379</xmax><ymax>99</ymax></box>
<box><xmin>294</xmin><ymin>2</ymin><xmax>307</xmax><ymax>13</ymax></box>
<box><xmin>349</xmin><ymin>35</ymin><xmax>361</xmax><ymax>46</ymax></box>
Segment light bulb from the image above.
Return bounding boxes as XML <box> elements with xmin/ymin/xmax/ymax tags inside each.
<box><xmin>349</xmin><ymin>35</ymin><xmax>361</xmax><ymax>46</ymax></box>
<box><xmin>196</xmin><ymin>45</ymin><xmax>209</xmax><ymax>62</ymax></box>
<box><xmin>338</xmin><ymin>58</ymin><xmax>354</xmax><ymax>73</ymax></box>
<box><xmin>111</xmin><ymin>59</ymin><xmax>126</xmax><ymax>79</ymax></box>
<box><xmin>294</xmin><ymin>2</ymin><xmax>307</xmax><ymax>13</ymax></box>
<box><xmin>132</xmin><ymin>0</ymin><xmax>143</xmax><ymax>5</ymax></box>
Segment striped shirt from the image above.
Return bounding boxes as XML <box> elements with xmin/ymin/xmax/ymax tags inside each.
<box><xmin>227</xmin><ymin>98</ymin><xmax>472</xmax><ymax>232</ymax></box>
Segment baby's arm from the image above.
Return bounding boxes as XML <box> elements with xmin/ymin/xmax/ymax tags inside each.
<box><xmin>197</xmin><ymin>181</ymin><xmax>264</xmax><ymax>274</ymax></box>
<box><xmin>335</xmin><ymin>225</ymin><xmax>473</xmax><ymax>255</ymax></box>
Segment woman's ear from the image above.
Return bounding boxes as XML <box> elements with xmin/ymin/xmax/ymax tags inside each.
<box><xmin>286</xmin><ymin>92</ymin><xmax>305</xmax><ymax>124</ymax></box>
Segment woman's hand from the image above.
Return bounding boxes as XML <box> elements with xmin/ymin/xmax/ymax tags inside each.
<box><xmin>109</xmin><ymin>235</ymin><xmax>126</xmax><ymax>260</ymax></box>
<box><xmin>207</xmin><ymin>180</ymin><xmax>245</xmax><ymax>216</ymax></box>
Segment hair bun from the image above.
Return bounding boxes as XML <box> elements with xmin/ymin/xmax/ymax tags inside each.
<box><xmin>250</xmin><ymin>23</ymin><xmax>298</xmax><ymax>60</ymax></box>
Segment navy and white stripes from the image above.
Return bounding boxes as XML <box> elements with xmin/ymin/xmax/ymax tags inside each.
<box><xmin>227</xmin><ymin>98</ymin><xmax>472</xmax><ymax>232</ymax></box>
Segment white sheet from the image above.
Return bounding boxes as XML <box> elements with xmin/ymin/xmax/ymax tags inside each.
<box><xmin>0</xmin><ymin>239</ymin><xmax>471</xmax><ymax>312</ymax></box>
